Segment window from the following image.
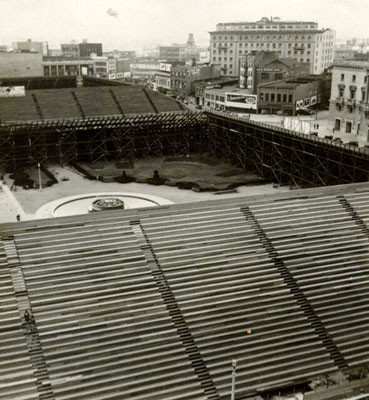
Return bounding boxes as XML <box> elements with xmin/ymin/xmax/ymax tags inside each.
<box><xmin>341</xmin><ymin>73</ymin><xmax>344</xmax><ymax>81</ymax></box>
<box><xmin>277</xmin><ymin>94</ymin><xmax>281</xmax><ymax>102</ymax></box>
<box><xmin>339</xmin><ymin>87</ymin><xmax>344</xmax><ymax>97</ymax></box>
<box><xmin>261</xmin><ymin>72</ymin><xmax>270</xmax><ymax>80</ymax></box>
<box><xmin>352</xmin><ymin>75</ymin><xmax>356</xmax><ymax>82</ymax></box>
<box><xmin>283</xmin><ymin>94</ymin><xmax>287</xmax><ymax>102</ymax></box>
<box><xmin>288</xmin><ymin>94</ymin><xmax>293</xmax><ymax>103</ymax></box>
<box><xmin>265</xmin><ymin>93</ymin><xmax>270</xmax><ymax>102</ymax></box>
<box><xmin>346</xmin><ymin>121</ymin><xmax>352</xmax><ymax>133</ymax></box>
<box><xmin>260</xmin><ymin>93</ymin><xmax>264</xmax><ymax>101</ymax></box>
<box><xmin>271</xmin><ymin>93</ymin><xmax>275</xmax><ymax>102</ymax></box>
<box><xmin>275</xmin><ymin>73</ymin><xmax>283</xmax><ymax>80</ymax></box>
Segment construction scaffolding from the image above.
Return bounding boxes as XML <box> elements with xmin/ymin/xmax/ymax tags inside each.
<box><xmin>0</xmin><ymin>110</ymin><xmax>368</xmax><ymax>188</ymax></box>
<box><xmin>0</xmin><ymin>112</ymin><xmax>208</xmax><ymax>170</ymax></box>
<box><xmin>206</xmin><ymin>111</ymin><xmax>369</xmax><ymax>187</ymax></box>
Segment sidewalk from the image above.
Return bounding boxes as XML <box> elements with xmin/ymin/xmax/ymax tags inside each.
<box><xmin>0</xmin><ymin>181</ymin><xmax>27</xmax><ymax>223</ymax></box>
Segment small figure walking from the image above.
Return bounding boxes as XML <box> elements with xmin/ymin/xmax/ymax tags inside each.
<box><xmin>16</xmin><ymin>214</ymin><xmax>20</xmax><ymax>221</ymax></box>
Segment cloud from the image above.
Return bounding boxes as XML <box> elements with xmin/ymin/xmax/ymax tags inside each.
<box><xmin>107</xmin><ymin>8</ymin><xmax>118</xmax><ymax>18</ymax></box>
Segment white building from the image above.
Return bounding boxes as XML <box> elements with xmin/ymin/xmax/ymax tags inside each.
<box><xmin>329</xmin><ymin>59</ymin><xmax>369</xmax><ymax>144</ymax></box>
<box><xmin>203</xmin><ymin>86</ymin><xmax>257</xmax><ymax>112</ymax></box>
<box><xmin>209</xmin><ymin>17</ymin><xmax>335</xmax><ymax>76</ymax></box>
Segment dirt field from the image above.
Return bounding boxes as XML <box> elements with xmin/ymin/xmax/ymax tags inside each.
<box><xmin>0</xmin><ymin>159</ymin><xmax>290</xmax><ymax>223</ymax></box>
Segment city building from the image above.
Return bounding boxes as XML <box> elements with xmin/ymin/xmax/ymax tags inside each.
<box><xmin>210</xmin><ymin>17</ymin><xmax>335</xmax><ymax>76</ymax></box>
<box><xmin>60</xmin><ymin>40</ymin><xmax>103</xmax><ymax>58</ymax></box>
<box><xmin>103</xmin><ymin>50</ymin><xmax>136</xmax><ymax>61</ymax></box>
<box><xmin>257</xmin><ymin>75</ymin><xmax>323</xmax><ymax>115</ymax></box>
<box><xmin>155</xmin><ymin>62</ymin><xmax>184</xmax><ymax>93</ymax></box>
<box><xmin>159</xmin><ymin>34</ymin><xmax>205</xmax><ymax>62</ymax></box>
<box><xmin>0</xmin><ymin>52</ymin><xmax>43</xmax><ymax>77</ymax></box>
<box><xmin>79</xmin><ymin>41</ymin><xmax>103</xmax><ymax>57</ymax></box>
<box><xmin>329</xmin><ymin>59</ymin><xmax>369</xmax><ymax>143</ymax></box>
<box><xmin>42</xmin><ymin>57</ymin><xmax>95</xmax><ymax>81</ymax></box>
<box><xmin>13</xmin><ymin>39</ymin><xmax>48</xmax><ymax>56</ymax></box>
<box><xmin>61</xmin><ymin>42</ymin><xmax>80</xmax><ymax>57</ymax></box>
<box><xmin>239</xmin><ymin>51</ymin><xmax>310</xmax><ymax>93</ymax></box>
<box><xmin>193</xmin><ymin>77</ymin><xmax>239</xmax><ymax>106</ymax></box>
<box><xmin>48</xmin><ymin>49</ymin><xmax>63</xmax><ymax>57</ymax></box>
<box><xmin>159</xmin><ymin>45</ymin><xmax>187</xmax><ymax>61</ymax></box>
<box><xmin>203</xmin><ymin>86</ymin><xmax>258</xmax><ymax>112</ymax></box>
<box><xmin>130</xmin><ymin>60</ymin><xmax>161</xmax><ymax>79</ymax></box>
<box><xmin>171</xmin><ymin>64</ymin><xmax>221</xmax><ymax>99</ymax></box>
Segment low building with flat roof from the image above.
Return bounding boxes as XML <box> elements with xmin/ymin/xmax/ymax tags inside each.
<box><xmin>257</xmin><ymin>75</ymin><xmax>323</xmax><ymax>115</ymax></box>
<box><xmin>204</xmin><ymin>85</ymin><xmax>257</xmax><ymax>112</ymax></box>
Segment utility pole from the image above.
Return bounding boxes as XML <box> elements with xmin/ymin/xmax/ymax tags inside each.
<box><xmin>231</xmin><ymin>359</ymin><xmax>237</xmax><ymax>400</ymax></box>
<box><xmin>38</xmin><ymin>163</ymin><xmax>42</xmax><ymax>191</ymax></box>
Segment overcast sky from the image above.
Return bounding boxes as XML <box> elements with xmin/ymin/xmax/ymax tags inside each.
<box><xmin>0</xmin><ymin>0</ymin><xmax>368</xmax><ymax>51</ymax></box>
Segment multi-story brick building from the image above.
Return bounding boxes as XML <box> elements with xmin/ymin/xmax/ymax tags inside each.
<box><xmin>239</xmin><ymin>51</ymin><xmax>310</xmax><ymax>93</ymax></box>
<box><xmin>329</xmin><ymin>60</ymin><xmax>369</xmax><ymax>143</ymax></box>
<box><xmin>171</xmin><ymin>64</ymin><xmax>221</xmax><ymax>99</ymax></box>
<box><xmin>210</xmin><ymin>17</ymin><xmax>335</xmax><ymax>76</ymax></box>
<box><xmin>155</xmin><ymin>62</ymin><xmax>184</xmax><ymax>93</ymax></box>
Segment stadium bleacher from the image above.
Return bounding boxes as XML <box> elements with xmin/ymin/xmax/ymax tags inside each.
<box><xmin>1</xmin><ymin>184</ymin><xmax>369</xmax><ymax>399</ymax></box>
<box><xmin>0</xmin><ymin>86</ymin><xmax>183</xmax><ymax>123</ymax></box>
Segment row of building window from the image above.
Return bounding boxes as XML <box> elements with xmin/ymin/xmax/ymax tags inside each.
<box><xmin>259</xmin><ymin>93</ymin><xmax>293</xmax><ymax>103</ymax></box>
<box><xmin>340</xmin><ymin>73</ymin><xmax>364</xmax><ymax>82</ymax></box>
<box><xmin>212</xmin><ymin>34</ymin><xmax>314</xmax><ymax>41</ymax></box>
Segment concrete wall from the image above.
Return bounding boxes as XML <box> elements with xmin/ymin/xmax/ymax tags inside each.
<box><xmin>0</xmin><ymin>52</ymin><xmax>43</xmax><ymax>77</ymax></box>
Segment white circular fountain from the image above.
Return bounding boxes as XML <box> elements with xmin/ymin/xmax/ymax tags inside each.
<box><xmin>36</xmin><ymin>192</ymin><xmax>173</xmax><ymax>218</ymax></box>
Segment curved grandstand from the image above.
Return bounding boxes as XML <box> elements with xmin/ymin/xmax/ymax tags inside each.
<box><xmin>0</xmin><ymin>86</ymin><xmax>184</xmax><ymax>122</ymax></box>
<box><xmin>1</xmin><ymin>81</ymin><xmax>369</xmax><ymax>400</ymax></box>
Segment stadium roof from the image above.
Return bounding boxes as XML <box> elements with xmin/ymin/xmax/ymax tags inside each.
<box><xmin>0</xmin><ymin>86</ymin><xmax>184</xmax><ymax>123</ymax></box>
<box><xmin>1</xmin><ymin>182</ymin><xmax>369</xmax><ymax>399</ymax></box>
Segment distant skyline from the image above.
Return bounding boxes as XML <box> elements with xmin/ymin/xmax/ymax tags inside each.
<box><xmin>0</xmin><ymin>0</ymin><xmax>368</xmax><ymax>52</ymax></box>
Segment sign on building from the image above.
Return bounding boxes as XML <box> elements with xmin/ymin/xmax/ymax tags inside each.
<box><xmin>0</xmin><ymin>86</ymin><xmax>25</xmax><ymax>97</ymax></box>
<box><xmin>225</xmin><ymin>93</ymin><xmax>257</xmax><ymax>110</ymax></box>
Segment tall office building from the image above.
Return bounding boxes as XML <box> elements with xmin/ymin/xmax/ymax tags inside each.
<box><xmin>210</xmin><ymin>17</ymin><xmax>335</xmax><ymax>76</ymax></box>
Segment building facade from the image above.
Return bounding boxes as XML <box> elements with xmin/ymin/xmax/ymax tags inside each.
<box><xmin>171</xmin><ymin>64</ymin><xmax>221</xmax><ymax>99</ymax></box>
<box><xmin>155</xmin><ymin>62</ymin><xmax>183</xmax><ymax>92</ymax></box>
<box><xmin>159</xmin><ymin>45</ymin><xmax>187</xmax><ymax>61</ymax></box>
<box><xmin>193</xmin><ymin>77</ymin><xmax>239</xmax><ymax>106</ymax></box>
<box><xmin>203</xmin><ymin>86</ymin><xmax>258</xmax><ymax>112</ymax></box>
<box><xmin>257</xmin><ymin>76</ymin><xmax>323</xmax><ymax>115</ymax></box>
<box><xmin>79</xmin><ymin>42</ymin><xmax>103</xmax><ymax>57</ymax></box>
<box><xmin>42</xmin><ymin>57</ymin><xmax>95</xmax><ymax>80</ymax></box>
<box><xmin>13</xmin><ymin>40</ymin><xmax>48</xmax><ymax>56</ymax></box>
<box><xmin>329</xmin><ymin>60</ymin><xmax>369</xmax><ymax>143</ymax></box>
<box><xmin>159</xmin><ymin>34</ymin><xmax>206</xmax><ymax>62</ymax></box>
<box><xmin>0</xmin><ymin>52</ymin><xmax>43</xmax><ymax>77</ymax></box>
<box><xmin>61</xmin><ymin>43</ymin><xmax>80</xmax><ymax>57</ymax></box>
<box><xmin>239</xmin><ymin>51</ymin><xmax>310</xmax><ymax>93</ymax></box>
<box><xmin>130</xmin><ymin>61</ymin><xmax>161</xmax><ymax>79</ymax></box>
<box><xmin>210</xmin><ymin>17</ymin><xmax>335</xmax><ymax>76</ymax></box>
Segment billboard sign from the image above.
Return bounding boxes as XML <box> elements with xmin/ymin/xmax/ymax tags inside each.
<box><xmin>0</xmin><ymin>86</ymin><xmax>25</xmax><ymax>97</ymax></box>
<box><xmin>225</xmin><ymin>93</ymin><xmax>257</xmax><ymax>110</ymax></box>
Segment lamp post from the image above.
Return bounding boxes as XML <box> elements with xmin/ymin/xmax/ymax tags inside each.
<box><xmin>38</xmin><ymin>163</ymin><xmax>42</xmax><ymax>191</ymax></box>
<box><xmin>231</xmin><ymin>359</ymin><xmax>237</xmax><ymax>400</ymax></box>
